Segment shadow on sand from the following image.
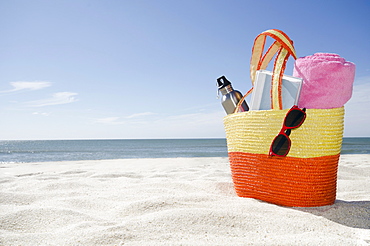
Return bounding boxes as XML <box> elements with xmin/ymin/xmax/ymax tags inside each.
<box><xmin>294</xmin><ymin>199</ymin><xmax>370</xmax><ymax>229</ymax></box>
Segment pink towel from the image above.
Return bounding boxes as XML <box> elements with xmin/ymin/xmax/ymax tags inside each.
<box><xmin>293</xmin><ymin>53</ymin><xmax>355</xmax><ymax>109</ymax></box>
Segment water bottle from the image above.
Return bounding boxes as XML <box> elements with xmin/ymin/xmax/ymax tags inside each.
<box><xmin>217</xmin><ymin>76</ymin><xmax>249</xmax><ymax>114</ymax></box>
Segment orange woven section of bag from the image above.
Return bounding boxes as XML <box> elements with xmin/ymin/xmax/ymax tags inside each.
<box><xmin>228</xmin><ymin>152</ymin><xmax>340</xmax><ymax>207</ymax></box>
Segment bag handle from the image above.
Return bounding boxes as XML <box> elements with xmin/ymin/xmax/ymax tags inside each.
<box><xmin>234</xmin><ymin>29</ymin><xmax>297</xmax><ymax>112</ymax></box>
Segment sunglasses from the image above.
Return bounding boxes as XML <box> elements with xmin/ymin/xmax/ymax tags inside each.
<box><xmin>269</xmin><ymin>105</ymin><xmax>306</xmax><ymax>157</ymax></box>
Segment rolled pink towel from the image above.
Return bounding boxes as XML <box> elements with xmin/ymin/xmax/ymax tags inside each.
<box><xmin>293</xmin><ymin>53</ymin><xmax>355</xmax><ymax>109</ymax></box>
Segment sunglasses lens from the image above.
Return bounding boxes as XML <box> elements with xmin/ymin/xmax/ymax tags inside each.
<box><xmin>271</xmin><ymin>134</ymin><xmax>290</xmax><ymax>156</ymax></box>
<box><xmin>285</xmin><ymin>109</ymin><xmax>305</xmax><ymax>128</ymax></box>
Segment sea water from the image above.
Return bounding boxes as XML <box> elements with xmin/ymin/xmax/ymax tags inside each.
<box><xmin>0</xmin><ymin>139</ymin><xmax>227</xmax><ymax>163</ymax></box>
<box><xmin>0</xmin><ymin>138</ymin><xmax>369</xmax><ymax>163</ymax></box>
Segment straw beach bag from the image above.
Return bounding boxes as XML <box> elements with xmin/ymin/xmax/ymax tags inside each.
<box><xmin>223</xmin><ymin>30</ymin><xmax>344</xmax><ymax>207</ymax></box>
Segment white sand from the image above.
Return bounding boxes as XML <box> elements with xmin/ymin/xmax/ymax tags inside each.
<box><xmin>1</xmin><ymin>155</ymin><xmax>369</xmax><ymax>245</ymax></box>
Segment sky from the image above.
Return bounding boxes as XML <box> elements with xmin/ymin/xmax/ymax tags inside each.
<box><xmin>0</xmin><ymin>0</ymin><xmax>369</xmax><ymax>140</ymax></box>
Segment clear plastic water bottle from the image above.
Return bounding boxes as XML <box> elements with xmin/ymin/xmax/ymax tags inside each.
<box><xmin>217</xmin><ymin>76</ymin><xmax>249</xmax><ymax>114</ymax></box>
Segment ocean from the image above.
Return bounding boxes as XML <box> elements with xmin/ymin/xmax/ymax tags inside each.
<box><xmin>1</xmin><ymin>138</ymin><xmax>369</xmax><ymax>163</ymax></box>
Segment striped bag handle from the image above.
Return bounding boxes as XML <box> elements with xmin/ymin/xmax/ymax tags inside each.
<box><xmin>234</xmin><ymin>29</ymin><xmax>297</xmax><ymax>112</ymax></box>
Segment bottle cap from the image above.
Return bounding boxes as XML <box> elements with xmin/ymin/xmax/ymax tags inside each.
<box><xmin>217</xmin><ymin>76</ymin><xmax>231</xmax><ymax>90</ymax></box>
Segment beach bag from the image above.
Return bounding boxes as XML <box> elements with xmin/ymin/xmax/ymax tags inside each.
<box><xmin>223</xmin><ymin>29</ymin><xmax>344</xmax><ymax>207</ymax></box>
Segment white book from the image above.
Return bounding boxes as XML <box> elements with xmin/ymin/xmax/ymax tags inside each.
<box><xmin>250</xmin><ymin>70</ymin><xmax>303</xmax><ymax>110</ymax></box>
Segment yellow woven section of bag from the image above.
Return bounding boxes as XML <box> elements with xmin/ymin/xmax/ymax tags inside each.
<box><xmin>223</xmin><ymin>107</ymin><xmax>344</xmax><ymax>158</ymax></box>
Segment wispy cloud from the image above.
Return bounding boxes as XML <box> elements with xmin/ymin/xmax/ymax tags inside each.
<box><xmin>350</xmin><ymin>76</ymin><xmax>370</xmax><ymax>104</ymax></box>
<box><xmin>95</xmin><ymin>110</ymin><xmax>224</xmax><ymax>128</ymax></box>
<box><xmin>95</xmin><ymin>112</ymin><xmax>157</xmax><ymax>125</ymax></box>
<box><xmin>97</xmin><ymin>110</ymin><xmax>226</xmax><ymax>138</ymax></box>
<box><xmin>32</xmin><ymin>112</ymin><xmax>50</xmax><ymax>116</ymax></box>
<box><xmin>344</xmin><ymin>76</ymin><xmax>370</xmax><ymax>136</ymax></box>
<box><xmin>0</xmin><ymin>81</ymin><xmax>52</xmax><ymax>93</ymax></box>
<box><xmin>95</xmin><ymin>117</ymin><xmax>124</xmax><ymax>125</ymax></box>
<box><xmin>126</xmin><ymin>112</ymin><xmax>156</xmax><ymax>119</ymax></box>
<box><xmin>25</xmin><ymin>92</ymin><xmax>78</xmax><ymax>107</ymax></box>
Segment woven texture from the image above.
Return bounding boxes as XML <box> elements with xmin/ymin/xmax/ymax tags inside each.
<box><xmin>224</xmin><ymin>107</ymin><xmax>344</xmax><ymax>207</ymax></box>
<box><xmin>228</xmin><ymin>152</ymin><xmax>340</xmax><ymax>207</ymax></box>
<box><xmin>224</xmin><ymin>107</ymin><xmax>344</xmax><ymax>158</ymax></box>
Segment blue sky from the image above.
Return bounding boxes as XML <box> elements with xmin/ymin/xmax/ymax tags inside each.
<box><xmin>1</xmin><ymin>0</ymin><xmax>369</xmax><ymax>140</ymax></box>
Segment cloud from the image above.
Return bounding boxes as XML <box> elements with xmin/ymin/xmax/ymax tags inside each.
<box><xmin>345</xmin><ymin>76</ymin><xmax>370</xmax><ymax>109</ymax></box>
<box><xmin>0</xmin><ymin>81</ymin><xmax>52</xmax><ymax>93</ymax></box>
<box><xmin>95</xmin><ymin>112</ymin><xmax>158</xmax><ymax>125</ymax></box>
<box><xmin>94</xmin><ymin>110</ymin><xmax>226</xmax><ymax>137</ymax></box>
<box><xmin>95</xmin><ymin>117</ymin><xmax>124</xmax><ymax>125</ymax></box>
<box><xmin>32</xmin><ymin>112</ymin><xmax>50</xmax><ymax>116</ymax></box>
<box><xmin>126</xmin><ymin>112</ymin><xmax>156</xmax><ymax>118</ymax></box>
<box><xmin>348</xmin><ymin>76</ymin><xmax>370</xmax><ymax>104</ymax></box>
<box><xmin>25</xmin><ymin>92</ymin><xmax>78</xmax><ymax>107</ymax></box>
<box><xmin>343</xmin><ymin>76</ymin><xmax>370</xmax><ymax>136</ymax></box>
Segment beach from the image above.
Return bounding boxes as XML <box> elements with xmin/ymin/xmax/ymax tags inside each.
<box><xmin>1</xmin><ymin>155</ymin><xmax>369</xmax><ymax>245</ymax></box>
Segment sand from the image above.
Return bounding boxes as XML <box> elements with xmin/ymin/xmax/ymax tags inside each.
<box><xmin>0</xmin><ymin>155</ymin><xmax>369</xmax><ymax>245</ymax></box>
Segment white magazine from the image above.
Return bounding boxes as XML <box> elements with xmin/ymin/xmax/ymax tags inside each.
<box><xmin>250</xmin><ymin>70</ymin><xmax>303</xmax><ymax>110</ymax></box>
